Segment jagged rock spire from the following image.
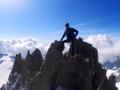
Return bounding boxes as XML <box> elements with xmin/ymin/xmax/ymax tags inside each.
<box><xmin>0</xmin><ymin>38</ymin><xmax>118</xmax><ymax>90</ymax></box>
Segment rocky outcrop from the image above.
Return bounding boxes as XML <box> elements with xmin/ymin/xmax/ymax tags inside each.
<box><xmin>0</xmin><ymin>49</ymin><xmax>43</xmax><ymax>90</ymax></box>
<box><xmin>98</xmin><ymin>75</ymin><xmax>118</xmax><ymax>90</ymax></box>
<box><xmin>26</xmin><ymin>38</ymin><xmax>118</xmax><ymax>90</ymax></box>
<box><xmin>26</xmin><ymin>41</ymin><xmax>64</xmax><ymax>90</ymax></box>
<box><xmin>0</xmin><ymin>38</ymin><xmax>118</xmax><ymax>90</ymax></box>
<box><xmin>22</xmin><ymin>49</ymin><xmax>43</xmax><ymax>87</ymax></box>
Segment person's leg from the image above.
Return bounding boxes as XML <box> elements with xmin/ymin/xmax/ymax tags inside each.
<box><xmin>62</xmin><ymin>39</ymin><xmax>70</xmax><ymax>43</ymax></box>
<box><xmin>62</xmin><ymin>39</ymin><xmax>74</xmax><ymax>56</ymax></box>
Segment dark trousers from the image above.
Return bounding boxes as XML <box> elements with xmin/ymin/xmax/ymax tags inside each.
<box><xmin>62</xmin><ymin>39</ymin><xmax>71</xmax><ymax>43</ymax></box>
<box><xmin>62</xmin><ymin>39</ymin><xmax>74</xmax><ymax>56</ymax></box>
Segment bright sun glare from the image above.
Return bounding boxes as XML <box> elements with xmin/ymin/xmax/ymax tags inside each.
<box><xmin>0</xmin><ymin>0</ymin><xmax>29</xmax><ymax>9</ymax></box>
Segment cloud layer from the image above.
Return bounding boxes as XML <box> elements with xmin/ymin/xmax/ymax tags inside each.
<box><xmin>0</xmin><ymin>38</ymin><xmax>50</xmax><ymax>59</ymax></box>
<box><xmin>0</xmin><ymin>34</ymin><xmax>119</xmax><ymax>63</ymax></box>
<box><xmin>85</xmin><ymin>34</ymin><xmax>120</xmax><ymax>64</ymax></box>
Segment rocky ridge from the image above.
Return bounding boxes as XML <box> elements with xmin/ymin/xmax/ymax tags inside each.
<box><xmin>0</xmin><ymin>38</ymin><xmax>118</xmax><ymax>90</ymax></box>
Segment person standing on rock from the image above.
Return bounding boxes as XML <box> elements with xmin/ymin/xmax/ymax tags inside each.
<box><xmin>60</xmin><ymin>23</ymin><xmax>78</xmax><ymax>43</ymax></box>
<box><xmin>60</xmin><ymin>23</ymin><xmax>79</xmax><ymax>56</ymax></box>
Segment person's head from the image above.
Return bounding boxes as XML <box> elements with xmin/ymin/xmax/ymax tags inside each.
<box><xmin>65</xmin><ymin>22</ymin><xmax>70</xmax><ymax>29</ymax></box>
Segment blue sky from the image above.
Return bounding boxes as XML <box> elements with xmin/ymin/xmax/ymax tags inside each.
<box><xmin>0</xmin><ymin>0</ymin><xmax>120</xmax><ymax>41</ymax></box>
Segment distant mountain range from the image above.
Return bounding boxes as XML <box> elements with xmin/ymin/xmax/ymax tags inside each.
<box><xmin>104</xmin><ymin>56</ymin><xmax>120</xmax><ymax>69</ymax></box>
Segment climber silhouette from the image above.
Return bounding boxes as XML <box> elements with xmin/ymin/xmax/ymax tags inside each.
<box><xmin>60</xmin><ymin>23</ymin><xmax>79</xmax><ymax>56</ymax></box>
<box><xmin>60</xmin><ymin>23</ymin><xmax>78</xmax><ymax>43</ymax></box>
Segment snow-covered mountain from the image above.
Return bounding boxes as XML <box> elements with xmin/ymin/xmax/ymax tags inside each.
<box><xmin>104</xmin><ymin>56</ymin><xmax>120</xmax><ymax>69</ymax></box>
<box><xmin>106</xmin><ymin>67</ymin><xmax>120</xmax><ymax>90</ymax></box>
<box><xmin>104</xmin><ymin>57</ymin><xmax>120</xmax><ymax>90</ymax></box>
<box><xmin>0</xmin><ymin>54</ymin><xmax>15</xmax><ymax>87</ymax></box>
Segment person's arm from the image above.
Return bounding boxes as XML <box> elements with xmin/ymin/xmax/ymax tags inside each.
<box><xmin>75</xmin><ymin>29</ymin><xmax>78</xmax><ymax>37</ymax></box>
<box><xmin>60</xmin><ymin>30</ymin><xmax>66</xmax><ymax>41</ymax></box>
<box><xmin>73</xmin><ymin>28</ymin><xmax>78</xmax><ymax>37</ymax></box>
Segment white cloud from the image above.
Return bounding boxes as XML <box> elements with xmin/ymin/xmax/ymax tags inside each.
<box><xmin>0</xmin><ymin>56</ymin><xmax>13</xmax><ymax>87</ymax></box>
<box><xmin>0</xmin><ymin>34</ymin><xmax>119</xmax><ymax>64</ymax></box>
<box><xmin>0</xmin><ymin>38</ymin><xmax>50</xmax><ymax>59</ymax></box>
<box><xmin>85</xmin><ymin>34</ymin><xmax>120</xmax><ymax>64</ymax></box>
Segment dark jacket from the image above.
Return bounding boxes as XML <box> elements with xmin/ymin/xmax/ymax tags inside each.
<box><xmin>61</xmin><ymin>27</ymin><xmax>78</xmax><ymax>41</ymax></box>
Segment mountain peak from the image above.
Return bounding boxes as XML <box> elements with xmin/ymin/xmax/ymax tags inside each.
<box><xmin>0</xmin><ymin>38</ymin><xmax>118</xmax><ymax>90</ymax></box>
